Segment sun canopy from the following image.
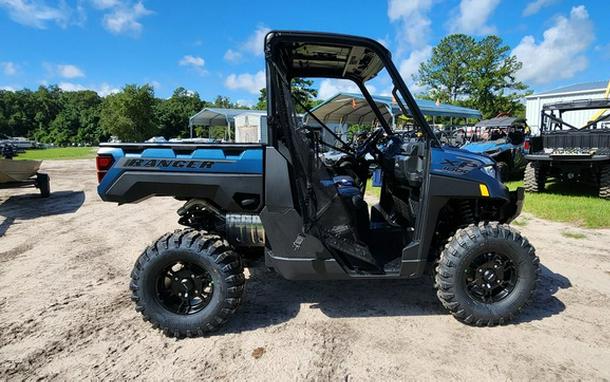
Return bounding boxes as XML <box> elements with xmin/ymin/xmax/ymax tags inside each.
<box><xmin>307</xmin><ymin>93</ymin><xmax>481</xmax><ymax>125</ymax></box>
<box><xmin>475</xmin><ymin>116</ymin><xmax>524</xmax><ymax>128</ymax></box>
<box><xmin>189</xmin><ymin>108</ymin><xmax>265</xmax><ymax>127</ymax></box>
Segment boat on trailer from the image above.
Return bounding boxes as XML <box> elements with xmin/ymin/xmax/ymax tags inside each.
<box><xmin>0</xmin><ymin>144</ymin><xmax>50</xmax><ymax>197</ymax></box>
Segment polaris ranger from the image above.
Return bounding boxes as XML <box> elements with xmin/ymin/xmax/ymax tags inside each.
<box><xmin>97</xmin><ymin>31</ymin><xmax>538</xmax><ymax>337</ymax></box>
<box><xmin>525</xmin><ymin>99</ymin><xmax>610</xmax><ymax>198</ymax></box>
<box><xmin>461</xmin><ymin>117</ymin><xmax>529</xmax><ymax>181</ymax></box>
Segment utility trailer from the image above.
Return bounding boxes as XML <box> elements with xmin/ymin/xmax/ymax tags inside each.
<box><xmin>525</xmin><ymin>99</ymin><xmax>610</xmax><ymax>198</ymax></box>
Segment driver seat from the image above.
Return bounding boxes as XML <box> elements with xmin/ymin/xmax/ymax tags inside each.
<box><xmin>334</xmin><ymin>176</ymin><xmax>370</xmax><ymax>241</ymax></box>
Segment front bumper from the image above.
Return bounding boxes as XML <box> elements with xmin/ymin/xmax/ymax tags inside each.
<box><xmin>503</xmin><ymin>187</ymin><xmax>525</xmax><ymax>223</ymax></box>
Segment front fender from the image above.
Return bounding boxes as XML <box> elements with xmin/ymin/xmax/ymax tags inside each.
<box><xmin>502</xmin><ymin>187</ymin><xmax>525</xmax><ymax>223</ymax></box>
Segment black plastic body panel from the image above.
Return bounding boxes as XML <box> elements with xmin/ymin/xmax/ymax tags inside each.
<box><xmin>104</xmin><ymin>171</ymin><xmax>263</xmax><ymax>212</ymax></box>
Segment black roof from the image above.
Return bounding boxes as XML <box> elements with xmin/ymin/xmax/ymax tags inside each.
<box><xmin>542</xmin><ymin>99</ymin><xmax>610</xmax><ymax>112</ymax></box>
<box><xmin>475</xmin><ymin>116</ymin><xmax>525</xmax><ymax>128</ymax></box>
<box><xmin>264</xmin><ymin>31</ymin><xmax>390</xmax><ymax>82</ymax></box>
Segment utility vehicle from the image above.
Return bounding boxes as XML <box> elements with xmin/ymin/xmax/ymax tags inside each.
<box><xmin>525</xmin><ymin>99</ymin><xmax>610</xmax><ymax>198</ymax></box>
<box><xmin>97</xmin><ymin>31</ymin><xmax>538</xmax><ymax>337</ymax></box>
<box><xmin>462</xmin><ymin>116</ymin><xmax>529</xmax><ymax>181</ymax></box>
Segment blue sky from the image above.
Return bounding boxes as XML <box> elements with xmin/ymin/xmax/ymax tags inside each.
<box><xmin>0</xmin><ymin>0</ymin><xmax>608</xmax><ymax>105</ymax></box>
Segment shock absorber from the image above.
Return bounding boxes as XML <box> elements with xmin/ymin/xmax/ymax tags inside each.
<box><xmin>458</xmin><ymin>200</ymin><xmax>475</xmax><ymax>225</ymax></box>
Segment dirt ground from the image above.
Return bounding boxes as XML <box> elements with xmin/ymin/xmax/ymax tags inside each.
<box><xmin>1</xmin><ymin>159</ymin><xmax>609</xmax><ymax>381</ymax></box>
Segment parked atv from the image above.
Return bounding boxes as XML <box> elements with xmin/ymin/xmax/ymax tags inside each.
<box><xmin>97</xmin><ymin>31</ymin><xmax>538</xmax><ymax>337</ymax></box>
<box><xmin>461</xmin><ymin>117</ymin><xmax>529</xmax><ymax>181</ymax></box>
<box><xmin>525</xmin><ymin>99</ymin><xmax>610</xmax><ymax>199</ymax></box>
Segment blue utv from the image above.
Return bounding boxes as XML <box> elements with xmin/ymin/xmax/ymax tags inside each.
<box><xmin>461</xmin><ymin>117</ymin><xmax>529</xmax><ymax>181</ymax></box>
<box><xmin>96</xmin><ymin>31</ymin><xmax>538</xmax><ymax>337</ymax></box>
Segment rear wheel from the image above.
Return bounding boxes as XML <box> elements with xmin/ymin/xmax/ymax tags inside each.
<box><xmin>130</xmin><ymin>229</ymin><xmax>245</xmax><ymax>337</ymax></box>
<box><xmin>524</xmin><ymin>162</ymin><xmax>545</xmax><ymax>192</ymax></box>
<box><xmin>435</xmin><ymin>222</ymin><xmax>539</xmax><ymax>326</ymax></box>
<box><xmin>599</xmin><ymin>165</ymin><xmax>610</xmax><ymax>199</ymax></box>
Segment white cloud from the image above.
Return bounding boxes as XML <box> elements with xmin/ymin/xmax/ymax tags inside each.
<box><xmin>179</xmin><ymin>55</ymin><xmax>206</xmax><ymax>75</ymax></box>
<box><xmin>58</xmin><ymin>81</ymin><xmax>119</xmax><ymax>96</ymax></box>
<box><xmin>102</xmin><ymin>1</ymin><xmax>152</xmax><ymax>36</ymax></box>
<box><xmin>398</xmin><ymin>45</ymin><xmax>432</xmax><ymax>84</ymax></box>
<box><xmin>57</xmin><ymin>64</ymin><xmax>84</xmax><ymax>78</ymax></box>
<box><xmin>97</xmin><ymin>83</ymin><xmax>120</xmax><ymax>96</ymax></box>
<box><xmin>447</xmin><ymin>0</ymin><xmax>500</xmax><ymax>35</ymax></box>
<box><xmin>149</xmin><ymin>80</ymin><xmax>161</xmax><ymax>90</ymax></box>
<box><xmin>387</xmin><ymin>0</ymin><xmax>433</xmax><ymax>53</ymax></box>
<box><xmin>0</xmin><ymin>0</ymin><xmax>72</xmax><ymax>29</ymax></box>
<box><xmin>179</xmin><ymin>55</ymin><xmax>204</xmax><ymax>67</ymax></box>
<box><xmin>318</xmin><ymin>79</ymin><xmax>361</xmax><ymax>100</ymax></box>
<box><xmin>1</xmin><ymin>85</ymin><xmax>16</xmax><ymax>91</ymax></box>
<box><xmin>57</xmin><ymin>81</ymin><xmax>86</xmax><ymax>91</ymax></box>
<box><xmin>236</xmin><ymin>99</ymin><xmax>254</xmax><ymax>107</ymax></box>
<box><xmin>90</xmin><ymin>0</ymin><xmax>120</xmax><ymax>9</ymax></box>
<box><xmin>224</xmin><ymin>70</ymin><xmax>266</xmax><ymax>95</ymax></box>
<box><xmin>224</xmin><ymin>49</ymin><xmax>242</xmax><ymax>63</ymax></box>
<box><xmin>523</xmin><ymin>0</ymin><xmax>556</xmax><ymax>16</ymax></box>
<box><xmin>1</xmin><ymin>62</ymin><xmax>17</xmax><ymax>76</ymax></box>
<box><xmin>224</xmin><ymin>25</ymin><xmax>270</xmax><ymax>63</ymax></box>
<box><xmin>512</xmin><ymin>5</ymin><xmax>594</xmax><ymax>85</ymax></box>
<box><xmin>243</xmin><ymin>25</ymin><xmax>270</xmax><ymax>56</ymax></box>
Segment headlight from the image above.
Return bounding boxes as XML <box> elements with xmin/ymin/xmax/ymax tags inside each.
<box><xmin>481</xmin><ymin>165</ymin><xmax>497</xmax><ymax>179</ymax></box>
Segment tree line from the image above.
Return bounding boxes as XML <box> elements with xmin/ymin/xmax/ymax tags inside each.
<box><xmin>0</xmin><ymin>85</ymin><xmax>253</xmax><ymax>145</ymax></box>
<box><xmin>0</xmin><ymin>34</ymin><xmax>528</xmax><ymax>144</ymax></box>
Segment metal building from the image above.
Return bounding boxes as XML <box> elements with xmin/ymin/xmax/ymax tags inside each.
<box><xmin>525</xmin><ymin>81</ymin><xmax>609</xmax><ymax>135</ymax></box>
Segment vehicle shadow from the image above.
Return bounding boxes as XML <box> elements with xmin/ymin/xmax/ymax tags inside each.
<box><xmin>222</xmin><ymin>262</ymin><xmax>569</xmax><ymax>334</ymax></box>
<box><xmin>543</xmin><ymin>180</ymin><xmax>598</xmax><ymax>197</ymax></box>
<box><xmin>514</xmin><ymin>264</ymin><xmax>570</xmax><ymax>323</ymax></box>
<box><xmin>0</xmin><ymin>191</ymin><xmax>85</xmax><ymax>236</ymax></box>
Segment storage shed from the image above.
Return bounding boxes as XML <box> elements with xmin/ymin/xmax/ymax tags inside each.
<box><xmin>234</xmin><ymin>111</ymin><xmax>268</xmax><ymax>143</ymax></box>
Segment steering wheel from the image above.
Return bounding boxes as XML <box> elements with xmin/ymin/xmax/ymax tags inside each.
<box><xmin>355</xmin><ymin>128</ymin><xmax>385</xmax><ymax>159</ymax></box>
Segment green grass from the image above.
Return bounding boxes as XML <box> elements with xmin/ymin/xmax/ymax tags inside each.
<box><xmin>366</xmin><ymin>178</ymin><xmax>609</xmax><ymax>229</ymax></box>
<box><xmin>505</xmin><ymin>180</ymin><xmax>609</xmax><ymax>229</ymax></box>
<box><xmin>15</xmin><ymin>147</ymin><xmax>96</xmax><ymax>160</ymax></box>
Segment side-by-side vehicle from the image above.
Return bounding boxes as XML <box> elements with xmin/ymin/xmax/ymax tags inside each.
<box><xmin>97</xmin><ymin>31</ymin><xmax>538</xmax><ymax>337</ymax></box>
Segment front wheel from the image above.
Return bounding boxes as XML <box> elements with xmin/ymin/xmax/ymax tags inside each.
<box><xmin>130</xmin><ymin>229</ymin><xmax>245</xmax><ymax>337</ymax></box>
<box><xmin>435</xmin><ymin>222</ymin><xmax>539</xmax><ymax>326</ymax></box>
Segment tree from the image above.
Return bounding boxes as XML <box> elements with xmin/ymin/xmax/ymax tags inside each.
<box><xmin>417</xmin><ymin>34</ymin><xmax>530</xmax><ymax>118</ymax></box>
<box><xmin>100</xmin><ymin>84</ymin><xmax>158</xmax><ymax>142</ymax></box>
<box><xmin>155</xmin><ymin>87</ymin><xmax>205</xmax><ymax>139</ymax></box>
<box><xmin>417</xmin><ymin>34</ymin><xmax>477</xmax><ymax>103</ymax></box>
<box><xmin>466</xmin><ymin>36</ymin><xmax>530</xmax><ymax>118</ymax></box>
<box><xmin>255</xmin><ymin>78</ymin><xmax>318</xmax><ymax>113</ymax></box>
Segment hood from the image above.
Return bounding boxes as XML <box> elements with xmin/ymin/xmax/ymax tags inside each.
<box><xmin>461</xmin><ymin>140</ymin><xmax>511</xmax><ymax>154</ymax></box>
<box><xmin>439</xmin><ymin>146</ymin><xmax>495</xmax><ymax>166</ymax></box>
<box><xmin>430</xmin><ymin>146</ymin><xmax>495</xmax><ymax>179</ymax></box>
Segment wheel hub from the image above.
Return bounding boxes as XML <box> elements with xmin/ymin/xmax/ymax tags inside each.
<box><xmin>155</xmin><ymin>261</ymin><xmax>214</xmax><ymax>315</ymax></box>
<box><xmin>464</xmin><ymin>252</ymin><xmax>517</xmax><ymax>303</ymax></box>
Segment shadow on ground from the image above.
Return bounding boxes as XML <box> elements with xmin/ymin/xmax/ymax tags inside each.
<box><xmin>543</xmin><ymin>180</ymin><xmax>598</xmax><ymax>197</ymax></box>
<box><xmin>222</xmin><ymin>263</ymin><xmax>569</xmax><ymax>334</ymax></box>
<box><xmin>0</xmin><ymin>191</ymin><xmax>85</xmax><ymax>236</ymax></box>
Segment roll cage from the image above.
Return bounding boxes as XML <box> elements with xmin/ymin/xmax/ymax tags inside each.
<box><xmin>541</xmin><ymin>99</ymin><xmax>610</xmax><ymax>132</ymax></box>
<box><xmin>264</xmin><ymin>31</ymin><xmax>440</xmax><ymax>146</ymax></box>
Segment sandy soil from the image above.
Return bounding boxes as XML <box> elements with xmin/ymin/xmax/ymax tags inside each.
<box><xmin>1</xmin><ymin>159</ymin><xmax>609</xmax><ymax>381</ymax></box>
